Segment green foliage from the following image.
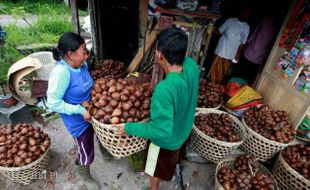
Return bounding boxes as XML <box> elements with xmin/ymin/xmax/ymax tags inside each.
<box><xmin>0</xmin><ymin>0</ymin><xmax>75</xmax><ymax>82</ymax></box>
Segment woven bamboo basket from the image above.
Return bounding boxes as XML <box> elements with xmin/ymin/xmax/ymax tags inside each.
<box><xmin>240</xmin><ymin>117</ymin><xmax>292</xmax><ymax>162</ymax></box>
<box><xmin>28</xmin><ymin>51</ymin><xmax>56</xmax><ymax>81</ymax></box>
<box><xmin>190</xmin><ymin>109</ymin><xmax>247</xmax><ymax>163</ymax></box>
<box><xmin>272</xmin><ymin>150</ymin><xmax>310</xmax><ymax>190</ymax></box>
<box><xmin>215</xmin><ymin>156</ymin><xmax>278</xmax><ymax>190</ymax></box>
<box><xmin>0</xmin><ymin>148</ymin><xmax>49</xmax><ymax>185</ymax></box>
<box><xmin>196</xmin><ymin>104</ymin><xmax>221</xmax><ymax>112</ymax></box>
<box><xmin>91</xmin><ymin>117</ymin><xmax>148</xmax><ymax>159</ymax></box>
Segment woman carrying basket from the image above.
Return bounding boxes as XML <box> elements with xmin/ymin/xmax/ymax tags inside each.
<box><xmin>114</xmin><ymin>27</ymin><xmax>199</xmax><ymax>190</ymax></box>
<box><xmin>47</xmin><ymin>32</ymin><xmax>99</xmax><ymax>189</ymax></box>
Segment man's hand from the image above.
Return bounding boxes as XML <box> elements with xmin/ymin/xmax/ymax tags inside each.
<box><xmin>83</xmin><ymin>110</ymin><xmax>91</xmax><ymax>121</ymax></box>
<box><xmin>113</xmin><ymin>123</ymin><xmax>126</xmax><ymax>136</ymax></box>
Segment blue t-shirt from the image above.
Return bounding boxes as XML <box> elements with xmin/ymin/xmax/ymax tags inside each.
<box><xmin>47</xmin><ymin>60</ymin><xmax>94</xmax><ymax>138</ymax></box>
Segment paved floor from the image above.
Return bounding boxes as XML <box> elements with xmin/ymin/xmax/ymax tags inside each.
<box><xmin>0</xmin><ymin>118</ymin><xmax>217</xmax><ymax>190</ymax></box>
<box><xmin>0</xmin><ymin>15</ymin><xmax>38</xmax><ymax>28</ymax></box>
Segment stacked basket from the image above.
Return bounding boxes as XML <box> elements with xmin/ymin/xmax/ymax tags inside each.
<box><xmin>0</xmin><ymin>148</ymin><xmax>49</xmax><ymax>185</ymax></box>
<box><xmin>272</xmin><ymin>150</ymin><xmax>310</xmax><ymax>190</ymax></box>
<box><xmin>215</xmin><ymin>156</ymin><xmax>278</xmax><ymax>190</ymax></box>
<box><xmin>196</xmin><ymin>104</ymin><xmax>221</xmax><ymax>112</ymax></box>
<box><xmin>91</xmin><ymin>117</ymin><xmax>148</xmax><ymax>159</ymax></box>
<box><xmin>190</xmin><ymin>109</ymin><xmax>247</xmax><ymax>163</ymax></box>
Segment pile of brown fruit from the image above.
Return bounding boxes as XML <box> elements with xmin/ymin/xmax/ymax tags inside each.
<box><xmin>282</xmin><ymin>144</ymin><xmax>310</xmax><ymax>179</ymax></box>
<box><xmin>91</xmin><ymin>59</ymin><xmax>126</xmax><ymax>80</ymax></box>
<box><xmin>194</xmin><ymin>113</ymin><xmax>240</xmax><ymax>142</ymax></box>
<box><xmin>197</xmin><ymin>79</ymin><xmax>225</xmax><ymax>108</ymax></box>
<box><xmin>217</xmin><ymin>154</ymin><xmax>275</xmax><ymax>190</ymax></box>
<box><xmin>87</xmin><ymin>78</ymin><xmax>152</xmax><ymax>124</ymax></box>
<box><xmin>243</xmin><ymin>105</ymin><xmax>296</xmax><ymax>143</ymax></box>
<box><xmin>0</xmin><ymin>123</ymin><xmax>50</xmax><ymax>167</ymax></box>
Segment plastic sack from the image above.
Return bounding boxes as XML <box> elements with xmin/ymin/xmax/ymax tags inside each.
<box><xmin>184</xmin><ymin>142</ymin><xmax>209</xmax><ymax>164</ymax></box>
<box><xmin>128</xmin><ymin>150</ymin><xmax>147</xmax><ymax>171</ymax></box>
<box><xmin>224</xmin><ymin>78</ymin><xmax>263</xmax><ymax>117</ymax></box>
<box><xmin>0</xmin><ymin>25</ymin><xmax>7</xmax><ymax>44</ymax></box>
<box><xmin>226</xmin><ymin>86</ymin><xmax>263</xmax><ymax>109</ymax></box>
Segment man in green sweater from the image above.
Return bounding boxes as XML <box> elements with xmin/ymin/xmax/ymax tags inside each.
<box><xmin>114</xmin><ymin>27</ymin><xmax>199</xmax><ymax>190</ymax></box>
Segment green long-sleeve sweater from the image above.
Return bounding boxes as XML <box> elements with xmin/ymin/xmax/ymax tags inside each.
<box><xmin>124</xmin><ymin>57</ymin><xmax>199</xmax><ymax>150</ymax></box>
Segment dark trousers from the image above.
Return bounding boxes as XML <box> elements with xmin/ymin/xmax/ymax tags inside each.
<box><xmin>230</xmin><ymin>55</ymin><xmax>261</xmax><ymax>86</ymax></box>
<box><xmin>74</xmin><ymin>126</ymin><xmax>95</xmax><ymax>166</ymax></box>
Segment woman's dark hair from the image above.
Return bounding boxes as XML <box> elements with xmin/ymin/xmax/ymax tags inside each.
<box><xmin>156</xmin><ymin>27</ymin><xmax>188</xmax><ymax>65</ymax></box>
<box><xmin>52</xmin><ymin>32</ymin><xmax>85</xmax><ymax>61</ymax></box>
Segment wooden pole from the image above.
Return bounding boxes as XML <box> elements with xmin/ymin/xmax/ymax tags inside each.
<box><xmin>199</xmin><ymin>21</ymin><xmax>214</xmax><ymax>70</ymax></box>
<box><xmin>70</xmin><ymin>0</ymin><xmax>80</xmax><ymax>35</ymax></box>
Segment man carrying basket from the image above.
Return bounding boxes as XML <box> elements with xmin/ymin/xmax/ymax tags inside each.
<box><xmin>114</xmin><ymin>27</ymin><xmax>199</xmax><ymax>190</ymax></box>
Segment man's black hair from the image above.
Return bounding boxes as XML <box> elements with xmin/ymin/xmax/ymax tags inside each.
<box><xmin>53</xmin><ymin>32</ymin><xmax>85</xmax><ymax>61</ymax></box>
<box><xmin>156</xmin><ymin>27</ymin><xmax>188</xmax><ymax>65</ymax></box>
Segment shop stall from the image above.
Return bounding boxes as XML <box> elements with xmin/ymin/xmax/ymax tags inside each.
<box><xmin>255</xmin><ymin>0</ymin><xmax>310</xmax><ymax>127</ymax></box>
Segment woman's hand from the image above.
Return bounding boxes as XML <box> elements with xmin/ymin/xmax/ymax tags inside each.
<box><xmin>83</xmin><ymin>110</ymin><xmax>91</xmax><ymax>121</ymax></box>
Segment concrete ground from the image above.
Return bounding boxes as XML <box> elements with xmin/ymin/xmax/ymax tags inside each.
<box><xmin>0</xmin><ymin>118</ymin><xmax>217</xmax><ymax>190</ymax></box>
<box><xmin>0</xmin><ymin>15</ymin><xmax>38</xmax><ymax>28</ymax></box>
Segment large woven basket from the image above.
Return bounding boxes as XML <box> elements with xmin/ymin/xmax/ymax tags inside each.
<box><xmin>0</xmin><ymin>148</ymin><xmax>49</xmax><ymax>185</ymax></box>
<box><xmin>91</xmin><ymin>117</ymin><xmax>148</xmax><ymax>159</ymax></box>
<box><xmin>196</xmin><ymin>104</ymin><xmax>221</xmax><ymax>111</ymax></box>
<box><xmin>240</xmin><ymin>117</ymin><xmax>292</xmax><ymax>162</ymax></box>
<box><xmin>190</xmin><ymin>109</ymin><xmax>247</xmax><ymax>163</ymax></box>
<box><xmin>215</xmin><ymin>156</ymin><xmax>278</xmax><ymax>190</ymax></box>
<box><xmin>272</xmin><ymin>150</ymin><xmax>310</xmax><ymax>190</ymax></box>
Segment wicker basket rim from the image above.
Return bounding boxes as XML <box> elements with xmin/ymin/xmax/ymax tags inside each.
<box><xmin>192</xmin><ymin>126</ymin><xmax>243</xmax><ymax>146</ymax></box>
<box><xmin>91</xmin><ymin>117</ymin><xmax>148</xmax><ymax>132</ymax></box>
<box><xmin>215</xmin><ymin>156</ymin><xmax>279</xmax><ymax>190</ymax></box>
<box><xmin>0</xmin><ymin>147</ymin><xmax>50</xmax><ymax>172</ymax></box>
<box><xmin>279</xmin><ymin>150</ymin><xmax>310</xmax><ymax>184</ymax></box>
<box><xmin>196</xmin><ymin>104</ymin><xmax>221</xmax><ymax>110</ymax></box>
<box><xmin>241</xmin><ymin>117</ymin><xmax>293</xmax><ymax>146</ymax></box>
<box><xmin>92</xmin><ymin>117</ymin><xmax>119</xmax><ymax>132</ymax></box>
<box><xmin>193</xmin><ymin>108</ymin><xmax>247</xmax><ymax>146</ymax></box>
<box><xmin>92</xmin><ymin>117</ymin><xmax>148</xmax><ymax>159</ymax></box>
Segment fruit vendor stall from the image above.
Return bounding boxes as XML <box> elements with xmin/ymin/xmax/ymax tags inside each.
<box><xmin>255</xmin><ymin>0</ymin><xmax>310</xmax><ymax>128</ymax></box>
<box><xmin>1</xmin><ymin>0</ymin><xmax>309</xmax><ymax>189</ymax></box>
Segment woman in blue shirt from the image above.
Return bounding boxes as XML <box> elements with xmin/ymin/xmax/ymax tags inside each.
<box><xmin>47</xmin><ymin>32</ymin><xmax>99</xmax><ymax>189</ymax></box>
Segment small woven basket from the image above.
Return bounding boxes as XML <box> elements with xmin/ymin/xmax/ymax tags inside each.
<box><xmin>240</xmin><ymin>117</ymin><xmax>291</xmax><ymax>162</ymax></box>
<box><xmin>215</xmin><ymin>156</ymin><xmax>278</xmax><ymax>190</ymax></box>
<box><xmin>91</xmin><ymin>117</ymin><xmax>148</xmax><ymax>159</ymax></box>
<box><xmin>28</xmin><ymin>51</ymin><xmax>56</xmax><ymax>81</ymax></box>
<box><xmin>190</xmin><ymin>109</ymin><xmax>247</xmax><ymax>163</ymax></box>
<box><xmin>272</xmin><ymin>150</ymin><xmax>310</xmax><ymax>190</ymax></box>
<box><xmin>0</xmin><ymin>148</ymin><xmax>49</xmax><ymax>185</ymax></box>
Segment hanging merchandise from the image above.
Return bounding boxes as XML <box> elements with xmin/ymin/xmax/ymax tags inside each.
<box><xmin>274</xmin><ymin>16</ymin><xmax>310</xmax><ymax>83</ymax></box>
<box><xmin>292</xmin><ymin>20</ymin><xmax>310</xmax><ymax>95</ymax></box>
<box><xmin>294</xmin><ymin>64</ymin><xmax>310</xmax><ymax>94</ymax></box>
<box><xmin>279</xmin><ymin>0</ymin><xmax>310</xmax><ymax>50</ymax></box>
